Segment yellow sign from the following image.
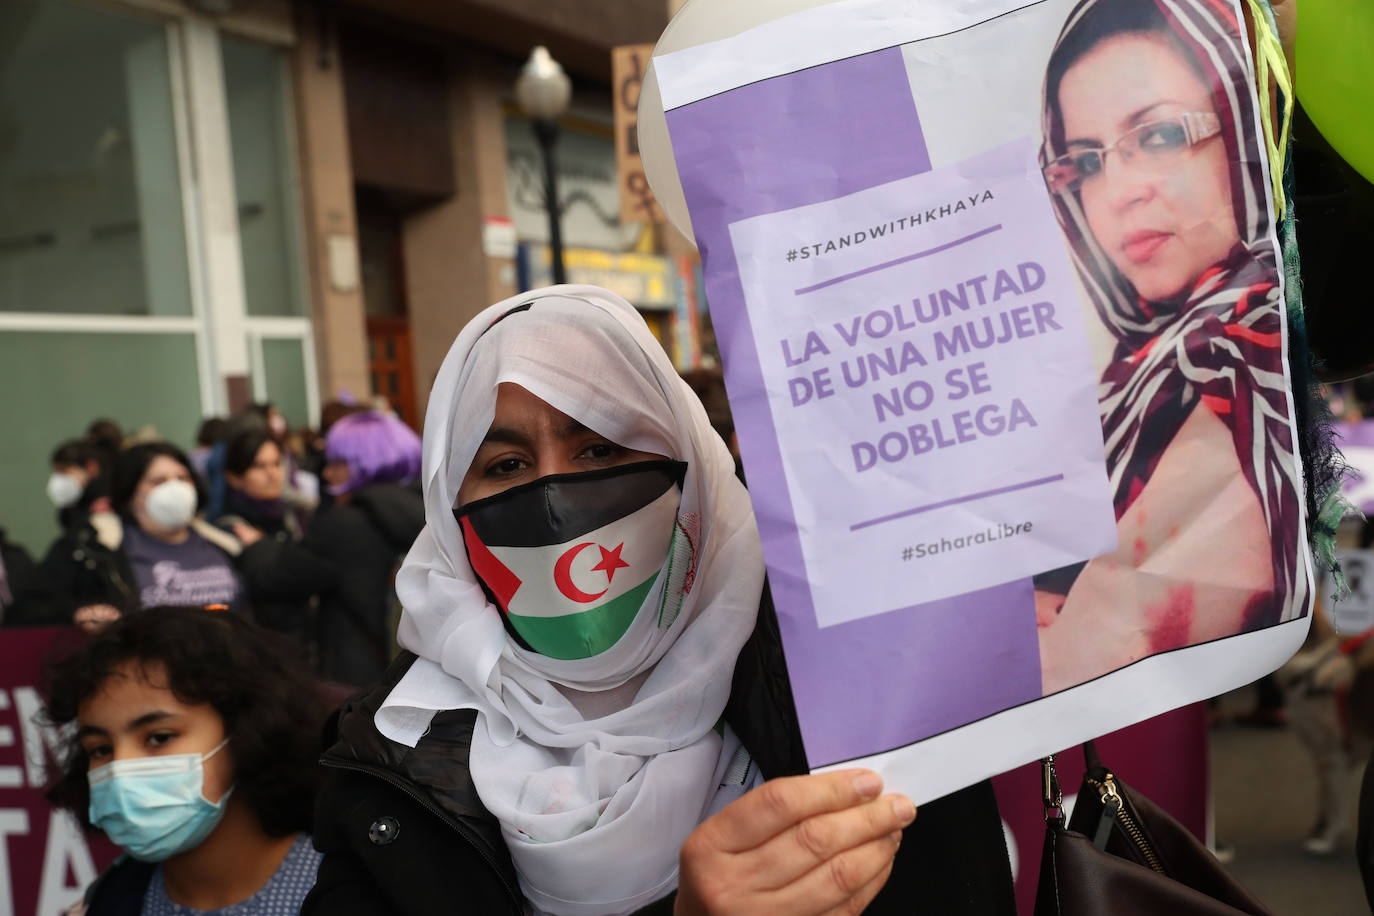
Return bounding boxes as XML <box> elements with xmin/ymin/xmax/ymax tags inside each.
<box><xmin>527</xmin><ymin>246</ymin><xmax>677</xmax><ymax>308</ymax></box>
<box><xmin>612</xmin><ymin>44</ymin><xmax>665</xmax><ymax>225</ymax></box>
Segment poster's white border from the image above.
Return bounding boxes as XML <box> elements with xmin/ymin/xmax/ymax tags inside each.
<box><xmin>817</xmin><ymin>616</ymin><xmax>1308</xmax><ymax>805</ymax></box>
<box><xmin>655</xmin><ymin>0</ymin><xmax>1042</xmax><ymax>110</ymax></box>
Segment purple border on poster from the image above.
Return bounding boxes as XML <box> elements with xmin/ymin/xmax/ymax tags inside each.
<box><xmin>666</xmin><ymin>49</ymin><xmax>1043</xmax><ymax>767</ymax></box>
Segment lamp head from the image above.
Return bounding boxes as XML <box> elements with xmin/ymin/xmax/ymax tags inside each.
<box><xmin>515</xmin><ymin>46</ymin><xmax>572</xmax><ymax>120</ymax></box>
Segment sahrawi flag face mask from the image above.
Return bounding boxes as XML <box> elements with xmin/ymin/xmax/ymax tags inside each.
<box><xmin>454</xmin><ymin>460</ymin><xmax>687</xmax><ymax>660</ymax></box>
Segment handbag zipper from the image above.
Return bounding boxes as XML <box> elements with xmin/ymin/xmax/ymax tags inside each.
<box><xmin>1086</xmin><ymin>772</ymin><xmax>1165</xmax><ymax>874</ymax></box>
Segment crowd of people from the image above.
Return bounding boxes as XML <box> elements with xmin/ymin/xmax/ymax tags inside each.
<box><xmin>3</xmin><ymin>288</ymin><xmax>967</xmax><ymax>916</ymax></box>
<box><xmin>0</xmin><ymin>399</ymin><xmax>426</xmax><ymax>686</ymax></box>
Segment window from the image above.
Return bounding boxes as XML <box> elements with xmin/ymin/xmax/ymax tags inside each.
<box><xmin>0</xmin><ymin>330</ymin><xmax>202</xmax><ymax>550</ymax></box>
<box><xmin>222</xmin><ymin>34</ymin><xmax>308</xmax><ymax>317</ymax></box>
<box><xmin>0</xmin><ymin>0</ymin><xmax>191</xmax><ymax>315</ymax></box>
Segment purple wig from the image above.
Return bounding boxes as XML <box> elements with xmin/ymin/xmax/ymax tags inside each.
<box><xmin>324</xmin><ymin>410</ymin><xmax>422</xmax><ymax>494</ymax></box>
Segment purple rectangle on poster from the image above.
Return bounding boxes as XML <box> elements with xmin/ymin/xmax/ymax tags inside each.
<box><xmin>666</xmin><ymin>49</ymin><xmax>1044</xmax><ymax>767</ymax></box>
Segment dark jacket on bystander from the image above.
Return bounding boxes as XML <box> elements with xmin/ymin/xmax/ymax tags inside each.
<box><xmin>299</xmin><ymin>482</ymin><xmax>425</xmax><ymax>685</ymax></box>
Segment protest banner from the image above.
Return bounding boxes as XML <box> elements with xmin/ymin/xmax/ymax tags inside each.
<box><xmin>0</xmin><ymin>628</ymin><xmax>118</xmax><ymax>916</ymax></box>
<box><xmin>641</xmin><ymin>0</ymin><xmax>1313</xmax><ymax>804</ymax></box>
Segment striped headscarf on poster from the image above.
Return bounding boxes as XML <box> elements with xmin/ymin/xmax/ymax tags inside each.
<box><xmin>1039</xmin><ymin>0</ymin><xmax>1306</xmax><ymax>624</ymax></box>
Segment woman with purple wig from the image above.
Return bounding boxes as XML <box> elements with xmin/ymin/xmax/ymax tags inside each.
<box><xmin>302</xmin><ymin>410</ymin><xmax>426</xmax><ymax>683</ymax></box>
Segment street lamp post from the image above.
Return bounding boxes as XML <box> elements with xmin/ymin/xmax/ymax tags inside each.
<box><xmin>516</xmin><ymin>46</ymin><xmax>573</xmax><ymax>285</ymax></box>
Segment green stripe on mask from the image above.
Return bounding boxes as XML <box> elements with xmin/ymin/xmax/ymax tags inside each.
<box><xmin>507</xmin><ymin>576</ymin><xmax>658</xmax><ymax>660</ymax></box>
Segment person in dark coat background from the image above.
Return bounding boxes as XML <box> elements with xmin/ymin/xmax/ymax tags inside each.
<box><xmin>215</xmin><ymin>427</ymin><xmax>337</xmax><ymax>647</ymax></box>
<box><xmin>0</xmin><ymin>526</ymin><xmax>52</xmax><ymax>626</ymax></box>
<box><xmin>304</xmin><ymin>409</ymin><xmax>424</xmax><ymax>684</ymax></box>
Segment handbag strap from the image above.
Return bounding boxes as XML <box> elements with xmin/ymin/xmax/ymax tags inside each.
<box><xmin>1082</xmin><ymin>739</ymin><xmax>1102</xmax><ymax>771</ymax></box>
<box><xmin>1041</xmin><ymin>753</ymin><xmax>1066</xmax><ymax>827</ymax></box>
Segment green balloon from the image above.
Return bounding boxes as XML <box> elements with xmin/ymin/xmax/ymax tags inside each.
<box><xmin>1297</xmin><ymin>0</ymin><xmax>1374</xmax><ymax>184</ymax></box>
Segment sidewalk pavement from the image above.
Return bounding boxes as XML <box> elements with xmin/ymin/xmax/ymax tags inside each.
<box><xmin>1212</xmin><ymin>692</ymin><xmax>1369</xmax><ymax>914</ymax></box>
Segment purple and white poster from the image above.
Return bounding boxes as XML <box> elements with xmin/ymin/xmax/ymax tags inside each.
<box><xmin>728</xmin><ymin>138</ymin><xmax>1116</xmax><ymax>623</ymax></box>
<box><xmin>648</xmin><ymin>0</ymin><xmax>1314</xmax><ymax>804</ymax></box>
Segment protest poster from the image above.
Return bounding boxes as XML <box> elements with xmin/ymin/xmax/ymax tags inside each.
<box><xmin>0</xmin><ymin>628</ymin><xmax>118</xmax><ymax>916</ymax></box>
<box><xmin>1334</xmin><ymin>420</ymin><xmax>1374</xmax><ymax>516</ymax></box>
<box><xmin>1323</xmin><ymin>548</ymin><xmax>1374</xmax><ymax>637</ymax></box>
<box><xmin>643</xmin><ymin>0</ymin><xmax>1313</xmax><ymax>803</ymax></box>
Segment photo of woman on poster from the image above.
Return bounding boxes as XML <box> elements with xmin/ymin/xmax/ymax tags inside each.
<box><xmin>1033</xmin><ymin>0</ymin><xmax>1306</xmax><ymax>693</ymax></box>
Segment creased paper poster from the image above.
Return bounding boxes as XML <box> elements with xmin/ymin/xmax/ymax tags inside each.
<box><xmin>655</xmin><ymin>0</ymin><xmax>1313</xmax><ymax>803</ymax></box>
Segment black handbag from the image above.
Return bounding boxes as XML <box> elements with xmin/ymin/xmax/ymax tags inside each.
<box><xmin>1033</xmin><ymin>743</ymin><xmax>1276</xmax><ymax>916</ymax></box>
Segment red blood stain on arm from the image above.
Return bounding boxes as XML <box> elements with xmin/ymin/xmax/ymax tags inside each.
<box><xmin>1034</xmin><ymin>589</ymin><xmax>1066</xmax><ymax>628</ymax></box>
<box><xmin>1133</xmin><ymin>536</ymin><xmax>1148</xmax><ymax>567</ymax></box>
<box><xmin>1145</xmin><ymin>584</ymin><xmax>1196</xmax><ymax>654</ymax></box>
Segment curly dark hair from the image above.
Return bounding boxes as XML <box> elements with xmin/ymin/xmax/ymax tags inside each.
<box><xmin>43</xmin><ymin>606</ymin><xmax>331</xmax><ymax>837</ymax></box>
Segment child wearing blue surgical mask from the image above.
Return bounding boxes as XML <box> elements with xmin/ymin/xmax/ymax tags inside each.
<box><xmin>43</xmin><ymin>606</ymin><xmax>330</xmax><ymax>915</ymax></box>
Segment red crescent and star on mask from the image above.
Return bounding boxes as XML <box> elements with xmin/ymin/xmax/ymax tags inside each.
<box><xmin>553</xmin><ymin>541</ymin><xmax>631</xmax><ymax>603</ymax></box>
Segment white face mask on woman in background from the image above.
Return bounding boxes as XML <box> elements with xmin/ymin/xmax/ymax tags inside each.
<box><xmin>46</xmin><ymin>471</ymin><xmax>86</xmax><ymax>509</ymax></box>
<box><xmin>142</xmin><ymin>480</ymin><xmax>198</xmax><ymax>530</ymax></box>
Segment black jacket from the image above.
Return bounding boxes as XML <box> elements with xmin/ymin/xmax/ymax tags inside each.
<box><xmin>0</xmin><ymin>528</ymin><xmax>57</xmax><ymax>627</ymax></box>
<box><xmin>216</xmin><ymin>496</ymin><xmax>341</xmax><ymax>644</ymax></box>
<box><xmin>38</xmin><ymin>514</ymin><xmax>141</xmax><ymax>623</ymax></box>
<box><xmin>299</xmin><ymin>483</ymin><xmax>425</xmax><ymax>685</ymax></box>
<box><xmin>303</xmin><ymin>592</ymin><xmax>1016</xmax><ymax>915</ymax></box>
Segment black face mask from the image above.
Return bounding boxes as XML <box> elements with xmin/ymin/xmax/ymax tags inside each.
<box><xmin>454</xmin><ymin>460</ymin><xmax>687</xmax><ymax>659</ymax></box>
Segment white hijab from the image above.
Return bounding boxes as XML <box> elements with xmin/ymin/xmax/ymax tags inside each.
<box><xmin>376</xmin><ymin>286</ymin><xmax>765</xmax><ymax>914</ymax></box>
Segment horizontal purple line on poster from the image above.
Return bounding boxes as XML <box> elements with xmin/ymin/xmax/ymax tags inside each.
<box><xmin>794</xmin><ymin>223</ymin><xmax>1003</xmax><ymax>295</ymax></box>
<box><xmin>849</xmin><ymin>473</ymin><xmax>1065</xmax><ymax>532</ymax></box>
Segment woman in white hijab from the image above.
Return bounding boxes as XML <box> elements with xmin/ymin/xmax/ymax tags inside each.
<box><xmin>303</xmin><ymin>287</ymin><xmax>1014</xmax><ymax>916</ymax></box>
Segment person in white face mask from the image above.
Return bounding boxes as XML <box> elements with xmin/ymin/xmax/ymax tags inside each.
<box><xmin>44</xmin><ymin>605</ymin><xmax>331</xmax><ymax>914</ymax></box>
<box><xmin>41</xmin><ymin>443</ymin><xmax>246</xmax><ymax>630</ymax></box>
<box><xmin>47</xmin><ymin>439</ymin><xmax>111</xmax><ymax>531</ymax></box>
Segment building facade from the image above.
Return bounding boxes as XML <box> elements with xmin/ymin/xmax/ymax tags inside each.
<box><xmin>0</xmin><ymin>0</ymin><xmax>688</xmax><ymax>553</ymax></box>
<box><xmin>1</xmin><ymin>0</ymin><xmax>325</xmax><ymax>552</ymax></box>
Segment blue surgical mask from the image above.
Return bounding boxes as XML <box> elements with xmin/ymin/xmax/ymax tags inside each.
<box><xmin>87</xmin><ymin>737</ymin><xmax>233</xmax><ymax>862</ymax></box>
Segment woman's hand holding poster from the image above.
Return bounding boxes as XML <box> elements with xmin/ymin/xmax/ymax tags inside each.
<box><xmin>648</xmin><ymin>0</ymin><xmax>1312</xmax><ymax>804</ymax></box>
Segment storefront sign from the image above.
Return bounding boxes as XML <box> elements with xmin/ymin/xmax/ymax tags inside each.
<box><xmin>613</xmin><ymin>44</ymin><xmax>665</xmax><ymax>225</ymax></box>
<box><xmin>505</xmin><ymin>122</ymin><xmax>639</xmax><ymax>253</ymax></box>
<box><xmin>522</xmin><ymin>246</ymin><xmax>677</xmax><ymax>309</ymax></box>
